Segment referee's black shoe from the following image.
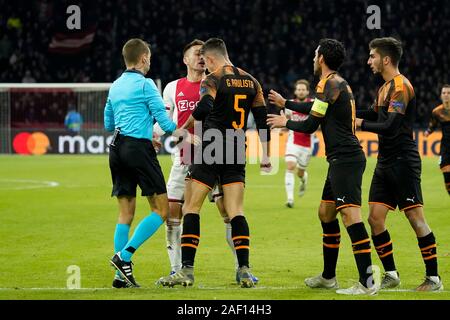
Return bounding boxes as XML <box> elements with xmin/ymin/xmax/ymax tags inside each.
<box><xmin>112</xmin><ymin>276</ymin><xmax>128</xmax><ymax>288</ymax></box>
<box><xmin>110</xmin><ymin>252</ymin><xmax>140</xmax><ymax>288</ymax></box>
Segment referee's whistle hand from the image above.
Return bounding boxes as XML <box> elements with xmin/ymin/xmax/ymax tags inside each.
<box><xmin>152</xmin><ymin>139</ymin><xmax>162</xmax><ymax>152</ymax></box>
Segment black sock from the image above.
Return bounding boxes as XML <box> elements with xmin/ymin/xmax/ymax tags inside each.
<box><xmin>372</xmin><ymin>230</ymin><xmax>396</xmax><ymax>272</ymax></box>
<box><xmin>321</xmin><ymin>220</ymin><xmax>340</xmax><ymax>279</ymax></box>
<box><xmin>418</xmin><ymin>232</ymin><xmax>438</xmax><ymax>277</ymax></box>
<box><xmin>347</xmin><ymin>222</ymin><xmax>373</xmax><ymax>288</ymax></box>
<box><xmin>230</xmin><ymin>215</ymin><xmax>250</xmax><ymax>268</ymax></box>
<box><xmin>181</xmin><ymin>213</ymin><xmax>200</xmax><ymax>268</ymax></box>
<box><xmin>444</xmin><ymin>172</ymin><xmax>450</xmax><ymax>195</ymax></box>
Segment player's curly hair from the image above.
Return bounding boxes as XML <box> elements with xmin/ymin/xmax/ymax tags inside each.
<box><xmin>318</xmin><ymin>38</ymin><xmax>346</xmax><ymax>71</ymax></box>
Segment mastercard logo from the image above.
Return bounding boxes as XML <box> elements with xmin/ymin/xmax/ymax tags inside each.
<box><xmin>13</xmin><ymin>132</ymin><xmax>50</xmax><ymax>155</ymax></box>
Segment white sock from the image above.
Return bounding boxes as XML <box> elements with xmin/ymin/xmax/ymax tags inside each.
<box><xmin>428</xmin><ymin>275</ymin><xmax>440</xmax><ymax>283</ymax></box>
<box><xmin>166</xmin><ymin>220</ymin><xmax>182</xmax><ymax>272</ymax></box>
<box><xmin>285</xmin><ymin>171</ymin><xmax>295</xmax><ymax>202</ymax></box>
<box><xmin>225</xmin><ymin>222</ymin><xmax>238</xmax><ymax>269</ymax></box>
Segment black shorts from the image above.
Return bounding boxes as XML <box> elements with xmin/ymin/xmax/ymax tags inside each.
<box><xmin>439</xmin><ymin>153</ymin><xmax>450</xmax><ymax>170</ymax></box>
<box><xmin>369</xmin><ymin>161</ymin><xmax>423</xmax><ymax>211</ymax></box>
<box><xmin>321</xmin><ymin>159</ymin><xmax>366</xmax><ymax>211</ymax></box>
<box><xmin>190</xmin><ymin>163</ymin><xmax>245</xmax><ymax>190</ymax></box>
<box><xmin>109</xmin><ymin>135</ymin><xmax>167</xmax><ymax>197</ymax></box>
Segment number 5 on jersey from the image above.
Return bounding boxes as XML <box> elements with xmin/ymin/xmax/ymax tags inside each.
<box><xmin>232</xmin><ymin>94</ymin><xmax>247</xmax><ymax>129</ymax></box>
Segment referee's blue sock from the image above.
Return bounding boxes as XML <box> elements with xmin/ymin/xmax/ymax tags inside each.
<box><xmin>120</xmin><ymin>212</ymin><xmax>163</xmax><ymax>262</ymax></box>
<box><xmin>114</xmin><ymin>223</ymin><xmax>130</xmax><ymax>278</ymax></box>
<box><xmin>114</xmin><ymin>224</ymin><xmax>130</xmax><ymax>253</ymax></box>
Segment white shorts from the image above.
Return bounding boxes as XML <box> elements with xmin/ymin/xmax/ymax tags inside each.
<box><xmin>285</xmin><ymin>143</ymin><xmax>312</xmax><ymax>170</ymax></box>
<box><xmin>167</xmin><ymin>161</ymin><xmax>189</xmax><ymax>203</ymax></box>
<box><xmin>208</xmin><ymin>184</ymin><xmax>223</xmax><ymax>202</ymax></box>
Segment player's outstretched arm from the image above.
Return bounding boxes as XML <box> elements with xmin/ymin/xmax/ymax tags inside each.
<box><xmin>267</xmin><ymin>110</ymin><xmax>320</xmax><ymax>134</ymax></box>
<box><xmin>356</xmin><ymin>106</ymin><xmax>378</xmax><ymax>121</ymax></box>
<box><xmin>359</xmin><ymin>112</ymin><xmax>403</xmax><ymax>136</ymax></box>
<box><xmin>358</xmin><ymin>90</ymin><xmax>409</xmax><ymax>136</ymax></box>
<box><xmin>285</xmin><ymin>100</ymin><xmax>314</xmax><ymax>113</ymax></box>
<box><xmin>268</xmin><ymin>89</ymin><xmax>313</xmax><ymax>113</ymax></box>
<box><xmin>268</xmin><ymin>89</ymin><xmax>287</xmax><ymax>108</ymax></box>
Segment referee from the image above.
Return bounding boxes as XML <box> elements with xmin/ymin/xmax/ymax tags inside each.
<box><xmin>105</xmin><ymin>38</ymin><xmax>180</xmax><ymax>288</ymax></box>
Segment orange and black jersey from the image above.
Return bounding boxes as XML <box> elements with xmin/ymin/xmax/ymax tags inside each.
<box><xmin>286</xmin><ymin>72</ymin><xmax>363</xmax><ymax>162</ymax></box>
<box><xmin>427</xmin><ymin>104</ymin><xmax>450</xmax><ymax>156</ymax></box>
<box><xmin>358</xmin><ymin>74</ymin><xmax>420</xmax><ymax>166</ymax></box>
<box><xmin>195</xmin><ymin>65</ymin><xmax>269</xmax><ymax>139</ymax></box>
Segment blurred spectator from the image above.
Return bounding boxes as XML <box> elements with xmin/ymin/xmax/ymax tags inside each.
<box><xmin>22</xmin><ymin>70</ymin><xmax>36</xmax><ymax>83</ymax></box>
<box><xmin>64</xmin><ymin>103</ymin><xmax>83</xmax><ymax>133</ymax></box>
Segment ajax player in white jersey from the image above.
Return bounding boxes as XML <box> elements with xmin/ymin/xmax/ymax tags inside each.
<box><xmin>155</xmin><ymin>40</ymin><xmax>258</xmax><ymax>284</ymax></box>
<box><xmin>269</xmin><ymin>80</ymin><xmax>314</xmax><ymax>208</ymax></box>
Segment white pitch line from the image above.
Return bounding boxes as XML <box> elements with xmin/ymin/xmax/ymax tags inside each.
<box><xmin>0</xmin><ymin>288</ymin><xmax>113</xmax><ymax>291</ymax></box>
<box><xmin>0</xmin><ymin>179</ymin><xmax>59</xmax><ymax>190</ymax></box>
<box><xmin>1</xmin><ymin>287</ymin><xmax>447</xmax><ymax>293</ymax></box>
<box><xmin>381</xmin><ymin>288</ymin><xmax>449</xmax><ymax>293</ymax></box>
<box><xmin>0</xmin><ymin>286</ymin><xmax>302</xmax><ymax>291</ymax></box>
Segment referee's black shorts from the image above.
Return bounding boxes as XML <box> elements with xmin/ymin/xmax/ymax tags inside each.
<box><xmin>321</xmin><ymin>158</ymin><xmax>366</xmax><ymax>211</ymax></box>
<box><xmin>109</xmin><ymin>134</ymin><xmax>167</xmax><ymax>197</ymax></box>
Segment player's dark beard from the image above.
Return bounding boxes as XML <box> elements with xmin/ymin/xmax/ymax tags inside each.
<box><xmin>314</xmin><ymin>65</ymin><xmax>321</xmax><ymax>77</ymax></box>
<box><xmin>377</xmin><ymin>61</ymin><xmax>384</xmax><ymax>74</ymax></box>
<box><xmin>372</xmin><ymin>62</ymin><xmax>385</xmax><ymax>81</ymax></box>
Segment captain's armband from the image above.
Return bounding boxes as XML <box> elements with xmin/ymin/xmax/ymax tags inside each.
<box><xmin>310</xmin><ymin>99</ymin><xmax>329</xmax><ymax>117</ymax></box>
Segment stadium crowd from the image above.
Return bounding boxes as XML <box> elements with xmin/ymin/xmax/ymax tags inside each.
<box><xmin>1</xmin><ymin>0</ymin><xmax>448</xmax><ymax>127</ymax></box>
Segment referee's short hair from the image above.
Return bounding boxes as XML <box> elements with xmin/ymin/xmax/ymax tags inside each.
<box><xmin>122</xmin><ymin>39</ymin><xmax>150</xmax><ymax>66</ymax></box>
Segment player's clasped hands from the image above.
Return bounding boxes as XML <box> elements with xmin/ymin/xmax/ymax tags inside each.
<box><xmin>267</xmin><ymin>110</ymin><xmax>288</xmax><ymax>129</ymax></box>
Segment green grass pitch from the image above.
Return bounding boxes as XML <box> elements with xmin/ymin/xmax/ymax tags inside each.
<box><xmin>0</xmin><ymin>154</ymin><xmax>448</xmax><ymax>300</ymax></box>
